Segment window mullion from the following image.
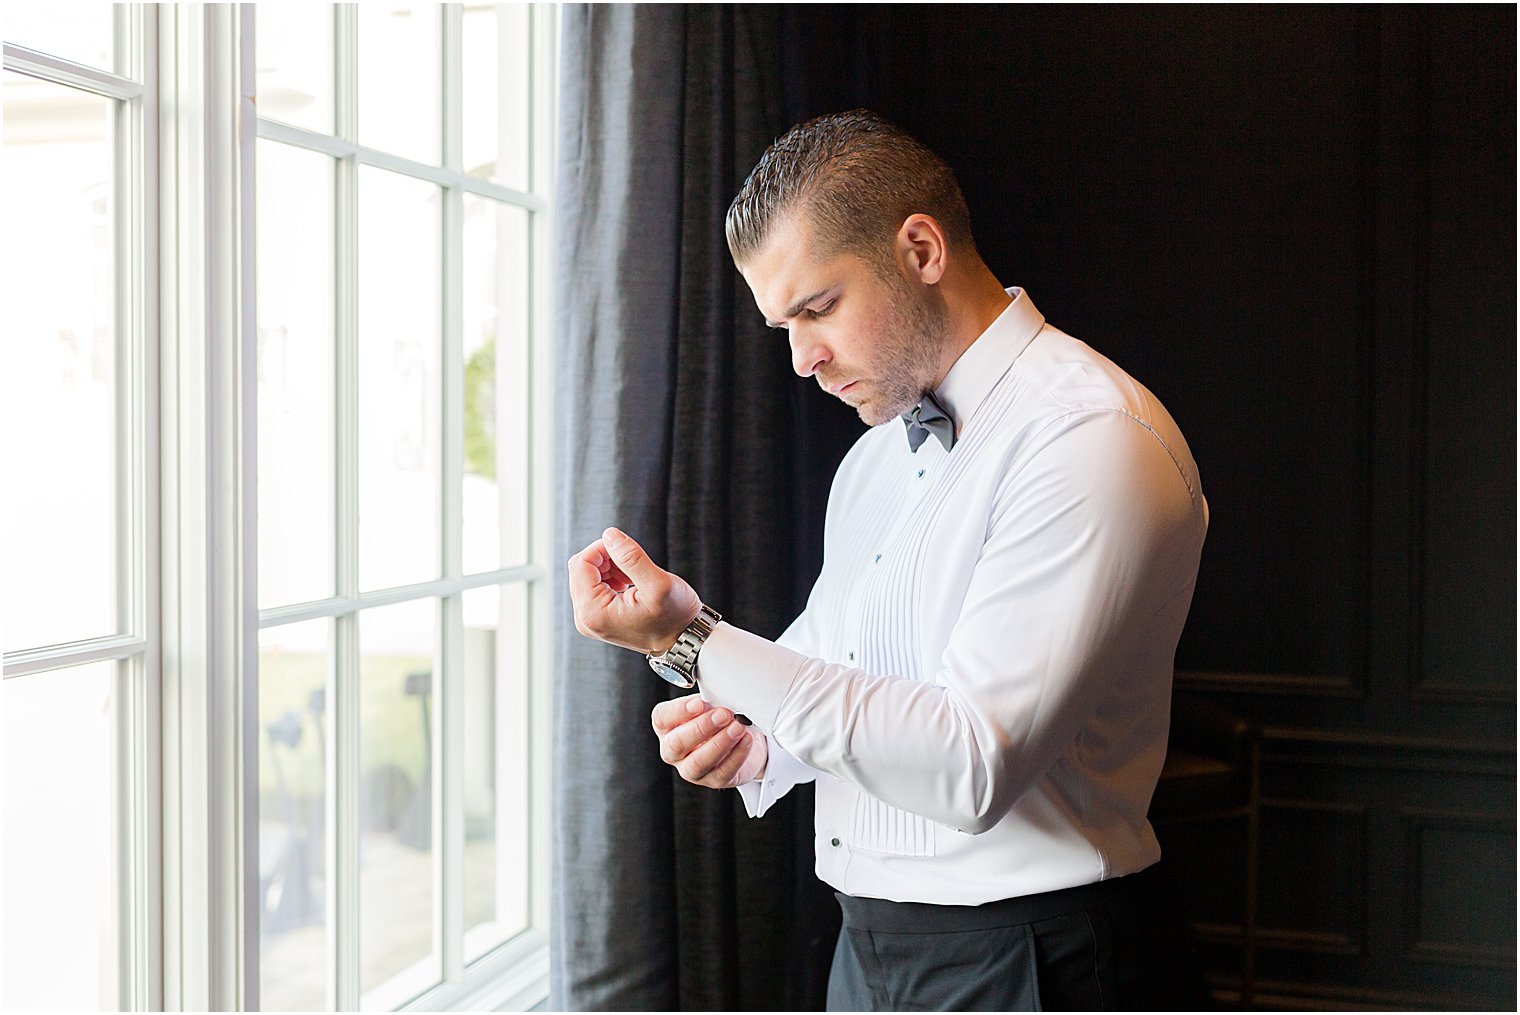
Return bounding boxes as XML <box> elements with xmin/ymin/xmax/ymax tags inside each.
<box><xmin>236</xmin><ymin>10</ymin><xmax>262</xmax><ymax>1011</ymax></box>
<box><xmin>526</xmin><ymin>3</ymin><xmax>559</xmax><ymax>937</ymax></box>
<box><xmin>156</xmin><ymin>3</ymin><xmax>255</xmax><ymax>1010</ymax></box>
<box><xmin>0</xmin><ymin>42</ymin><xmax>143</xmax><ymax>99</ymax></box>
<box><xmin>442</xmin><ymin>3</ymin><xmax>462</xmax><ymax>176</ymax></box>
<box><xmin>439</xmin><ymin>1</ymin><xmax>466</xmax><ymax>988</ymax></box>
<box><xmin>255</xmin><ymin>117</ymin><xmax>547</xmax><ymax>212</ymax></box>
<box><xmin>124</xmin><ymin>1</ymin><xmax>164</xmax><ymax>1008</ymax></box>
<box><xmin>115</xmin><ymin>29</ymin><xmax>135</xmax><ymax>1011</ymax></box>
<box><xmin>438</xmin><ymin>584</ymin><xmax>464</xmax><ymax>981</ymax></box>
<box><xmin>332</xmin><ymin>2</ymin><xmax>362</xmax><ymax>1010</ymax></box>
<box><xmin>112</xmin><ymin>0</ymin><xmax>131</xmax><ymax>660</ymax></box>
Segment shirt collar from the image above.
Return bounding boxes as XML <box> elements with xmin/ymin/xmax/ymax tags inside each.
<box><xmin>934</xmin><ymin>287</ymin><xmax>1046</xmax><ymax>436</ymax></box>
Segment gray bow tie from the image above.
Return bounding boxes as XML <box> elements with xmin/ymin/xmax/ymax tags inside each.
<box><xmin>902</xmin><ymin>389</ymin><xmax>956</xmax><ymax>453</ymax></box>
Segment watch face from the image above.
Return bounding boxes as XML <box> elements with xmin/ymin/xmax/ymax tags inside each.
<box><xmin>648</xmin><ymin>656</ymin><xmax>696</xmax><ymax>689</ymax></box>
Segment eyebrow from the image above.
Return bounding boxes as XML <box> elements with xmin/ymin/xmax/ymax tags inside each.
<box><xmin>765</xmin><ymin>286</ymin><xmax>836</xmax><ymax>328</ymax></box>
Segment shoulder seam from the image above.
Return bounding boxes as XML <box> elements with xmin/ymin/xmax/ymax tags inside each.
<box><xmin>1032</xmin><ymin>405</ymin><xmax>1199</xmax><ymax>505</ymax></box>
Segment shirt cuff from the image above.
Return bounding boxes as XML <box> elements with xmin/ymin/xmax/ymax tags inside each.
<box><xmin>695</xmin><ymin>621</ymin><xmax>808</xmax><ymax>734</ymax></box>
<box><xmin>734</xmin><ymin>736</ymin><xmax>815</xmax><ymax>818</ymax></box>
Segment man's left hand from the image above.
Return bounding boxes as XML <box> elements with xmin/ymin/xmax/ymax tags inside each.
<box><xmin>653</xmin><ymin>695</ymin><xmax>768</xmax><ymax>790</ymax></box>
<box><xmin>567</xmin><ymin>527</ymin><xmax>702</xmax><ymax>654</ymax></box>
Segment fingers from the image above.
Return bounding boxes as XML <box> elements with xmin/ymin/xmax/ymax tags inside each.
<box><xmin>658</xmin><ymin>703</ymin><xmax>737</xmax><ymax>765</ymax></box>
<box><xmin>677</xmin><ymin>721</ymin><xmax>751</xmax><ymax>787</ymax></box>
<box><xmin>603</xmin><ymin>527</ymin><xmax>667</xmax><ymax>591</ymax></box>
<box><xmin>569</xmin><ymin>528</ymin><xmax>700</xmax><ymax>653</ymax></box>
<box><xmin>569</xmin><ymin>539</ymin><xmax>631</xmax><ymax>593</ymax></box>
<box><xmin>651</xmin><ymin>696</ymin><xmax>761</xmax><ymax>789</ymax></box>
<box><xmin>652</xmin><ymin>694</ymin><xmax>709</xmax><ymax>736</ymax></box>
<box><xmin>567</xmin><ymin>555</ymin><xmax>603</xmax><ymax>639</ymax></box>
<box><xmin>567</xmin><ymin>538</ymin><xmax>631</xmax><ymax>640</ymax></box>
<box><xmin>697</xmin><ymin>727</ymin><xmax>759</xmax><ymax>788</ymax></box>
<box><xmin>656</xmin><ymin>703</ymin><xmax>747</xmax><ymax>783</ymax></box>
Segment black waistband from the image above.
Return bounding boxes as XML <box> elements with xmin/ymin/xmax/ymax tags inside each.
<box><xmin>835</xmin><ymin>864</ymin><xmax>1159</xmax><ymax>934</ymax></box>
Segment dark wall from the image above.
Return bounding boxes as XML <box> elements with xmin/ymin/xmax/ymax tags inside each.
<box><xmin>781</xmin><ymin>5</ymin><xmax>1516</xmax><ymax>1009</ymax></box>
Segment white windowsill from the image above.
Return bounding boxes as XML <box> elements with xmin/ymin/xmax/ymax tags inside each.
<box><xmin>400</xmin><ymin>929</ymin><xmax>549</xmax><ymax>1012</ymax></box>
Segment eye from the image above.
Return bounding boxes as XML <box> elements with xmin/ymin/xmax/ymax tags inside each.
<box><xmin>807</xmin><ymin>299</ymin><xmax>837</xmax><ymax>319</ymax></box>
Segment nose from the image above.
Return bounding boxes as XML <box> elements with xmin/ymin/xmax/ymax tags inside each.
<box><xmin>789</xmin><ymin>328</ymin><xmax>830</xmax><ymax>378</ymax></box>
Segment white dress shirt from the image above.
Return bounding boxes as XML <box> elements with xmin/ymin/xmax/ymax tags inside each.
<box><xmin>697</xmin><ymin>288</ymin><xmax>1208</xmax><ymax>905</ymax></box>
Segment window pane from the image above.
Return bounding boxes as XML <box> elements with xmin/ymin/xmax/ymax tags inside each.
<box><xmin>357</xmin><ymin>4</ymin><xmax>439</xmax><ymax>164</ymax></box>
<box><xmin>1</xmin><ymin>73</ymin><xmax>118</xmax><ymax>652</ymax></box>
<box><xmin>462</xmin><ymin>195</ymin><xmax>531</xmax><ymax>574</ymax></box>
<box><xmin>462</xmin><ymin>583</ymin><xmax>531</xmax><ymax>962</ymax></box>
<box><xmin>258</xmin><ymin>620</ymin><xmax>331</xmax><ymax>1012</ymax></box>
<box><xmin>1</xmin><ymin>1</ymin><xmax>114</xmax><ymax>73</ymax></box>
<box><xmin>2</xmin><ymin>662</ymin><xmax>120</xmax><ymax>1011</ymax></box>
<box><xmin>255</xmin><ymin>4</ymin><xmax>335</xmax><ymax>135</ymax></box>
<box><xmin>358</xmin><ymin>168</ymin><xmax>441</xmax><ymax>591</ymax></box>
<box><xmin>462</xmin><ymin>3</ymin><xmax>531</xmax><ymax>190</ymax></box>
<box><xmin>258</xmin><ymin>140</ymin><xmax>336</xmax><ymax>609</ymax></box>
<box><xmin>359</xmin><ymin>600</ymin><xmax>439</xmax><ymax>1001</ymax></box>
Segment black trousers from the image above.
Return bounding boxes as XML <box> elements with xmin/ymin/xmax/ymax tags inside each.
<box><xmin>825</xmin><ymin>864</ymin><xmax>1206</xmax><ymax>1012</ymax></box>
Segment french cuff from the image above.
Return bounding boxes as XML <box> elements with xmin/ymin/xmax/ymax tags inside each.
<box><xmin>734</xmin><ymin>736</ymin><xmax>813</xmax><ymax>818</ymax></box>
<box><xmin>694</xmin><ymin>621</ymin><xmax>806</xmax><ymax>734</ymax></box>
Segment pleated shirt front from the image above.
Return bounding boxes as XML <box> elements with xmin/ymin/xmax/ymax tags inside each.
<box><xmin>701</xmin><ymin>288</ymin><xmax>1209</xmax><ymax>905</ymax></box>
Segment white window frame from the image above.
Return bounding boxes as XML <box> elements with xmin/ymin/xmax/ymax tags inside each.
<box><xmin>1</xmin><ymin>5</ymin><xmax>163</xmax><ymax>1010</ymax></box>
<box><xmin>246</xmin><ymin>4</ymin><xmax>558</xmax><ymax>1011</ymax></box>
<box><xmin>6</xmin><ymin>3</ymin><xmax>554</xmax><ymax>1010</ymax></box>
<box><xmin>155</xmin><ymin>3</ymin><xmax>257</xmax><ymax>1008</ymax></box>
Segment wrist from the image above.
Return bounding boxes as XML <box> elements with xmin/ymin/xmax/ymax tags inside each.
<box><xmin>646</xmin><ymin>603</ymin><xmax>721</xmax><ymax>689</ymax></box>
<box><xmin>738</xmin><ymin>730</ymin><xmax>769</xmax><ymax>787</ymax></box>
<box><xmin>650</xmin><ymin>602</ymin><xmax>703</xmax><ymax>655</ymax></box>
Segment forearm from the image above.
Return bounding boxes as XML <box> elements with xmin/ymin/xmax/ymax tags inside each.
<box><xmin>699</xmin><ymin>623</ymin><xmax>1021</xmax><ymax>833</ymax></box>
<box><xmin>702</xmin><ymin>413</ymin><xmax>1204</xmax><ymax>832</ymax></box>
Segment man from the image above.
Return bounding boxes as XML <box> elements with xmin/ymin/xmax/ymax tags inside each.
<box><xmin>568</xmin><ymin>110</ymin><xmax>1208</xmax><ymax>1011</ymax></box>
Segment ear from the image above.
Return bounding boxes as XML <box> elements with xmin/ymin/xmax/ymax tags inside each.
<box><xmin>895</xmin><ymin>213</ymin><xmax>949</xmax><ymax>285</ymax></box>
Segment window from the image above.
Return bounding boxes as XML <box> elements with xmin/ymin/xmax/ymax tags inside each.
<box><xmin>252</xmin><ymin>4</ymin><xmax>555</xmax><ymax>1010</ymax></box>
<box><xmin>2</xmin><ymin>5</ymin><xmax>159</xmax><ymax>1011</ymax></box>
<box><xmin>3</xmin><ymin>4</ymin><xmax>554</xmax><ymax>1010</ymax></box>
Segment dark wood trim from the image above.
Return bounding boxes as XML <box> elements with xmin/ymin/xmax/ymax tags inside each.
<box><xmin>1194</xmin><ymin>921</ymin><xmax>1362</xmax><ymax>957</ymax></box>
<box><xmin>1405</xmin><ymin>939</ymin><xmax>1516</xmax><ymax>971</ymax></box>
<box><xmin>1225</xmin><ymin>977</ymin><xmax>1503</xmax><ymax>1012</ymax></box>
<box><xmin>1263</xmin><ymin>727</ymin><xmax>1514</xmax><ymax>756</ymax></box>
<box><xmin>1400</xmin><ymin>807</ymin><xmax>1517</xmax><ymax>970</ymax></box>
<box><xmin>1261</xmin><ymin>727</ymin><xmax>1515</xmax><ymax>775</ymax></box>
<box><xmin>1408</xmin><ymin>682</ymin><xmax>1518</xmax><ymax>706</ymax></box>
<box><xmin>1176</xmin><ymin>666</ymin><xmax>1518</xmax><ymax>708</ymax></box>
<box><xmin>1257</xmin><ymin>927</ymin><xmax>1362</xmax><ymax>957</ymax></box>
<box><xmin>1175</xmin><ymin>670</ymin><xmax>1361</xmax><ymax>698</ymax></box>
<box><xmin>1350</xmin><ymin>5</ymin><xmax>1379</xmax><ymax>702</ymax></box>
<box><xmin>1257</xmin><ymin>799</ymin><xmax>1369</xmax><ymax>956</ymax></box>
<box><xmin>1404</xmin><ymin>5</ymin><xmax>1434</xmax><ymax>707</ymax></box>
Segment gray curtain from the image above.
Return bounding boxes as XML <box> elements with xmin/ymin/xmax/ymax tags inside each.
<box><xmin>550</xmin><ymin>5</ymin><xmax>838</xmax><ymax>1010</ymax></box>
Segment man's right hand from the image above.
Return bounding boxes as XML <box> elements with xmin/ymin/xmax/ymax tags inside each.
<box><xmin>652</xmin><ymin>695</ymin><xmax>768</xmax><ymax>790</ymax></box>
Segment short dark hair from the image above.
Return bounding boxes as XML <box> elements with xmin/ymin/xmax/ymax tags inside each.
<box><xmin>725</xmin><ymin>109</ymin><xmax>976</xmax><ymax>271</ymax></box>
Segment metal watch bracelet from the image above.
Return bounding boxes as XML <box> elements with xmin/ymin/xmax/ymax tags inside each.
<box><xmin>646</xmin><ymin>604</ymin><xmax>721</xmax><ymax>688</ymax></box>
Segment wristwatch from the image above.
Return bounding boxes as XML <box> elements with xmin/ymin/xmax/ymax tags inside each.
<box><xmin>646</xmin><ymin>604</ymin><xmax>722</xmax><ymax>688</ymax></box>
